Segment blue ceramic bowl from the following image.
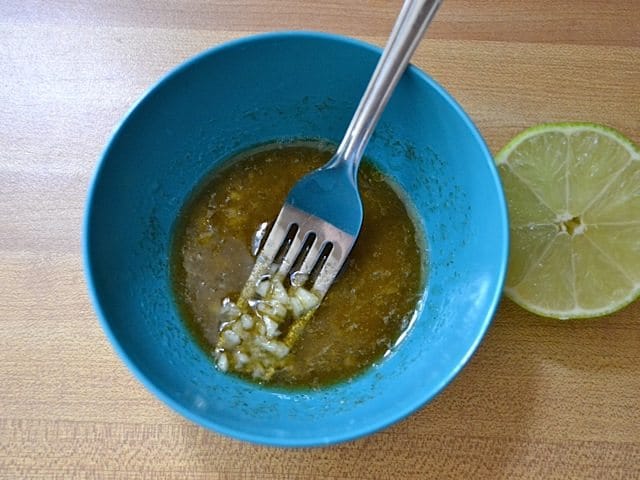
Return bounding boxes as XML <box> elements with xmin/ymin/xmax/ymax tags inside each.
<box><xmin>84</xmin><ymin>32</ymin><xmax>508</xmax><ymax>447</ymax></box>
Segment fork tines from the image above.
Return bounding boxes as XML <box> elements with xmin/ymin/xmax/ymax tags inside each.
<box><xmin>242</xmin><ymin>204</ymin><xmax>356</xmax><ymax>301</ymax></box>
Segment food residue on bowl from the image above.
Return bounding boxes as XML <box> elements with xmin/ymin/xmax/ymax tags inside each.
<box><xmin>171</xmin><ymin>141</ymin><xmax>427</xmax><ymax>388</ymax></box>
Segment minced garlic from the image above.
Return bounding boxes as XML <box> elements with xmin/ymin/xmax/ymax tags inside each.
<box><xmin>214</xmin><ymin>276</ymin><xmax>320</xmax><ymax>380</ymax></box>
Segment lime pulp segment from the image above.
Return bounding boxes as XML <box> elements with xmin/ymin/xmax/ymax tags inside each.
<box><xmin>495</xmin><ymin>123</ymin><xmax>640</xmax><ymax>319</ymax></box>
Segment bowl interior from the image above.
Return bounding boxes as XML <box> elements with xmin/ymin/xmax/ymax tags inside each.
<box><xmin>85</xmin><ymin>32</ymin><xmax>508</xmax><ymax>446</ymax></box>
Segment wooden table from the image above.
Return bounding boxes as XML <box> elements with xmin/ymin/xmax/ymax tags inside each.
<box><xmin>2</xmin><ymin>1</ymin><xmax>639</xmax><ymax>478</ymax></box>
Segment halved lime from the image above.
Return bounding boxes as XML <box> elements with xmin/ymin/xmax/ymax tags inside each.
<box><xmin>495</xmin><ymin>123</ymin><xmax>640</xmax><ymax>319</ymax></box>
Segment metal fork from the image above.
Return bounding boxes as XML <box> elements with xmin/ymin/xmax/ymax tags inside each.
<box><xmin>245</xmin><ymin>0</ymin><xmax>443</xmax><ymax>301</ymax></box>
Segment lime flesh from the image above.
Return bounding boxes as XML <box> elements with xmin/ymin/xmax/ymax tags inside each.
<box><xmin>496</xmin><ymin>123</ymin><xmax>640</xmax><ymax>319</ymax></box>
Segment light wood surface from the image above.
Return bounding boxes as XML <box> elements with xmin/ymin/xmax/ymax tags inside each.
<box><xmin>1</xmin><ymin>1</ymin><xmax>639</xmax><ymax>478</ymax></box>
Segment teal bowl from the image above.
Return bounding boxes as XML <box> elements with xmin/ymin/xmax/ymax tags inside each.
<box><xmin>84</xmin><ymin>32</ymin><xmax>508</xmax><ymax>447</ymax></box>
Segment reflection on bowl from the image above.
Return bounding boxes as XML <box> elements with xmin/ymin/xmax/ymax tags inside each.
<box><xmin>84</xmin><ymin>31</ymin><xmax>508</xmax><ymax>447</ymax></box>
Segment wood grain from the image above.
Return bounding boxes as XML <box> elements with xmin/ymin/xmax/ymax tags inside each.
<box><xmin>1</xmin><ymin>1</ymin><xmax>639</xmax><ymax>478</ymax></box>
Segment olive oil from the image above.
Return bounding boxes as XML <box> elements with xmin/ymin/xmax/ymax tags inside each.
<box><xmin>171</xmin><ymin>142</ymin><xmax>425</xmax><ymax>388</ymax></box>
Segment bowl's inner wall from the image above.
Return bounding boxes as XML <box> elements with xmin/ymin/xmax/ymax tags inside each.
<box><xmin>87</xmin><ymin>34</ymin><xmax>506</xmax><ymax>444</ymax></box>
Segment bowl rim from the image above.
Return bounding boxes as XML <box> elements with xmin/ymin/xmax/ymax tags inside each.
<box><xmin>83</xmin><ymin>30</ymin><xmax>509</xmax><ymax>447</ymax></box>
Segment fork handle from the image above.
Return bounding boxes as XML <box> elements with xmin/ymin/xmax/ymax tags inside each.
<box><xmin>330</xmin><ymin>0</ymin><xmax>442</xmax><ymax>180</ymax></box>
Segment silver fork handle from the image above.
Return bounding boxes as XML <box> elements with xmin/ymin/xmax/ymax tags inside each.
<box><xmin>331</xmin><ymin>0</ymin><xmax>442</xmax><ymax>179</ymax></box>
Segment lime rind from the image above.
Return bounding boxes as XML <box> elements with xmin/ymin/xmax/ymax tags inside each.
<box><xmin>506</xmin><ymin>286</ymin><xmax>640</xmax><ymax>320</ymax></box>
<box><xmin>496</xmin><ymin>122</ymin><xmax>640</xmax><ymax>319</ymax></box>
<box><xmin>496</xmin><ymin>122</ymin><xmax>640</xmax><ymax>166</ymax></box>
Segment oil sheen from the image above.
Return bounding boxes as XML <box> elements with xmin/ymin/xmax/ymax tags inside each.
<box><xmin>171</xmin><ymin>141</ymin><xmax>426</xmax><ymax>388</ymax></box>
